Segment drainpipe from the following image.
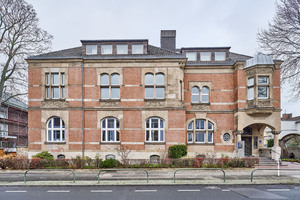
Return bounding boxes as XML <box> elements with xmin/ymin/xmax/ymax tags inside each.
<box><xmin>81</xmin><ymin>61</ymin><xmax>85</xmax><ymax>157</ymax></box>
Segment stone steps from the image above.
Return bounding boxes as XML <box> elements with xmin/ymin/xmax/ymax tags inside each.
<box><xmin>257</xmin><ymin>157</ymin><xmax>278</xmax><ymax>166</ymax></box>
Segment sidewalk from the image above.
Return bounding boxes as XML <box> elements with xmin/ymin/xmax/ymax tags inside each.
<box><xmin>0</xmin><ymin>162</ymin><xmax>300</xmax><ymax>186</ymax></box>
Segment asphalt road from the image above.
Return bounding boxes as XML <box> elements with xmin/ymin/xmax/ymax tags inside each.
<box><xmin>1</xmin><ymin>185</ymin><xmax>300</xmax><ymax>200</ymax></box>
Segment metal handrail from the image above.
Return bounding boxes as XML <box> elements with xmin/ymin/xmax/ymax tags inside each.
<box><xmin>251</xmin><ymin>168</ymin><xmax>300</xmax><ymax>182</ymax></box>
<box><xmin>97</xmin><ymin>169</ymin><xmax>149</xmax><ymax>183</ymax></box>
<box><xmin>24</xmin><ymin>169</ymin><xmax>76</xmax><ymax>183</ymax></box>
<box><xmin>173</xmin><ymin>168</ymin><xmax>226</xmax><ymax>183</ymax></box>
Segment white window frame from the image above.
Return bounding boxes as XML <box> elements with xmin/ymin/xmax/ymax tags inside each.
<box><xmin>0</xmin><ymin>123</ymin><xmax>8</xmax><ymax>137</ymax></box>
<box><xmin>145</xmin><ymin>117</ymin><xmax>164</xmax><ymax>142</ymax></box>
<box><xmin>201</xmin><ymin>86</ymin><xmax>209</xmax><ymax>103</ymax></box>
<box><xmin>187</xmin><ymin>119</ymin><xmax>214</xmax><ymax>144</ymax></box>
<box><xmin>101</xmin><ymin>118</ymin><xmax>120</xmax><ymax>142</ymax></box>
<box><xmin>86</xmin><ymin>45</ymin><xmax>97</xmax><ymax>55</ymax></box>
<box><xmin>46</xmin><ymin>72</ymin><xmax>65</xmax><ymax>100</ymax></box>
<box><xmin>117</xmin><ymin>44</ymin><xmax>128</xmax><ymax>54</ymax></box>
<box><xmin>145</xmin><ymin>73</ymin><xmax>165</xmax><ymax>99</ymax></box>
<box><xmin>192</xmin><ymin>86</ymin><xmax>200</xmax><ymax>103</ymax></box>
<box><xmin>101</xmin><ymin>45</ymin><xmax>113</xmax><ymax>55</ymax></box>
<box><xmin>47</xmin><ymin>117</ymin><xmax>65</xmax><ymax>142</ymax></box>
<box><xmin>257</xmin><ymin>76</ymin><xmax>269</xmax><ymax>99</ymax></box>
<box><xmin>186</xmin><ymin>52</ymin><xmax>197</xmax><ymax>61</ymax></box>
<box><xmin>215</xmin><ymin>52</ymin><xmax>226</xmax><ymax>61</ymax></box>
<box><xmin>200</xmin><ymin>52</ymin><xmax>211</xmax><ymax>61</ymax></box>
<box><xmin>132</xmin><ymin>44</ymin><xmax>144</xmax><ymax>54</ymax></box>
<box><xmin>247</xmin><ymin>77</ymin><xmax>254</xmax><ymax>100</ymax></box>
<box><xmin>100</xmin><ymin>73</ymin><xmax>120</xmax><ymax>100</ymax></box>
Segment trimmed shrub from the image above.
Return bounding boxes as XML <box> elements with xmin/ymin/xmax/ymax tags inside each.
<box><xmin>168</xmin><ymin>145</ymin><xmax>187</xmax><ymax>159</ymax></box>
<box><xmin>32</xmin><ymin>151</ymin><xmax>54</xmax><ymax>160</ymax></box>
<box><xmin>99</xmin><ymin>159</ymin><xmax>121</xmax><ymax>168</ymax></box>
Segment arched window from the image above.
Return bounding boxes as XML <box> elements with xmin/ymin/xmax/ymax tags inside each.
<box><xmin>145</xmin><ymin>117</ymin><xmax>164</xmax><ymax>142</ymax></box>
<box><xmin>192</xmin><ymin>86</ymin><xmax>200</xmax><ymax>103</ymax></box>
<box><xmin>187</xmin><ymin>119</ymin><xmax>214</xmax><ymax>144</ymax></box>
<box><xmin>145</xmin><ymin>73</ymin><xmax>165</xmax><ymax>99</ymax></box>
<box><xmin>47</xmin><ymin>117</ymin><xmax>65</xmax><ymax>142</ymax></box>
<box><xmin>101</xmin><ymin>118</ymin><xmax>120</xmax><ymax>142</ymax></box>
<box><xmin>201</xmin><ymin>86</ymin><xmax>209</xmax><ymax>103</ymax></box>
<box><xmin>100</xmin><ymin>73</ymin><xmax>120</xmax><ymax>99</ymax></box>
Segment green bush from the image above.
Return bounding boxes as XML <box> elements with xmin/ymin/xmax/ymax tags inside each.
<box><xmin>267</xmin><ymin>139</ymin><xmax>274</xmax><ymax>147</ymax></box>
<box><xmin>168</xmin><ymin>145</ymin><xmax>187</xmax><ymax>159</ymax></box>
<box><xmin>99</xmin><ymin>159</ymin><xmax>121</xmax><ymax>168</ymax></box>
<box><xmin>32</xmin><ymin>151</ymin><xmax>54</xmax><ymax>160</ymax></box>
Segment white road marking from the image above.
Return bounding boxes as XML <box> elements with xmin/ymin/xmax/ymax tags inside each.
<box><xmin>90</xmin><ymin>190</ymin><xmax>112</xmax><ymax>193</ymax></box>
<box><xmin>178</xmin><ymin>189</ymin><xmax>200</xmax><ymax>192</ymax></box>
<box><xmin>5</xmin><ymin>191</ymin><xmax>27</xmax><ymax>193</ymax></box>
<box><xmin>135</xmin><ymin>190</ymin><xmax>157</xmax><ymax>192</ymax></box>
<box><xmin>267</xmin><ymin>189</ymin><xmax>290</xmax><ymax>192</ymax></box>
<box><xmin>222</xmin><ymin>189</ymin><xmax>231</xmax><ymax>192</ymax></box>
<box><xmin>47</xmin><ymin>190</ymin><xmax>70</xmax><ymax>193</ymax></box>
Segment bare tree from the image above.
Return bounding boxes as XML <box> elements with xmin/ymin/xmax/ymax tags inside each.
<box><xmin>258</xmin><ymin>0</ymin><xmax>300</xmax><ymax>100</ymax></box>
<box><xmin>115</xmin><ymin>145</ymin><xmax>132</xmax><ymax>166</ymax></box>
<box><xmin>0</xmin><ymin>0</ymin><xmax>52</xmax><ymax>104</ymax></box>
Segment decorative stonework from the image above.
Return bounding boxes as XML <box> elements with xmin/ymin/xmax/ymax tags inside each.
<box><xmin>100</xmin><ymin>100</ymin><xmax>120</xmax><ymax>107</ymax></box>
<box><xmin>145</xmin><ymin>100</ymin><xmax>165</xmax><ymax>107</ymax></box>
<box><xmin>244</xmin><ymin>67</ymin><xmax>273</xmax><ymax>76</ymax></box>
<box><xmin>234</xmin><ymin>130</ymin><xmax>243</xmax><ymax>135</ymax></box>
<box><xmin>258</xmin><ymin>99</ymin><xmax>271</xmax><ymax>107</ymax></box>
<box><xmin>271</xmin><ymin>131</ymin><xmax>281</xmax><ymax>135</ymax></box>
<box><xmin>247</xmin><ymin>100</ymin><xmax>254</xmax><ymax>108</ymax></box>
<box><xmin>191</xmin><ymin>104</ymin><xmax>210</xmax><ymax>110</ymax></box>
<box><xmin>42</xmin><ymin>100</ymin><xmax>68</xmax><ymax>108</ymax></box>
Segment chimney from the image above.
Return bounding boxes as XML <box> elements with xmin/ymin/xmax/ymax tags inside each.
<box><xmin>160</xmin><ymin>30</ymin><xmax>176</xmax><ymax>52</ymax></box>
<box><xmin>282</xmin><ymin>113</ymin><xmax>292</xmax><ymax>120</ymax></box>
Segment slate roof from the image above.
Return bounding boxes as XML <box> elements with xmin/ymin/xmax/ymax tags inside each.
<box><xmin>27</xmin><ymin>43</ymin><xmax>252</xmax><ymax>65</ymax></box>
<box><xmin>284</xmin><ymin>116</ymin><xmax>300</xmax><ymax>123</ymax></box>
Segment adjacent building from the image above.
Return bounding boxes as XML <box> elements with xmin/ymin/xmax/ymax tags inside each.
<box><xmin>27</xmin><ymin>30</ymin><xmax>282</xmax><ymax>160</ymax></box>
<box><xmin>0</xmin><ymin>94</ymin><xmax>28</xmax><ymax>157</ymax></box>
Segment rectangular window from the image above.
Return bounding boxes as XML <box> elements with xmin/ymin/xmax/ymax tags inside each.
<box><xmin>101</xmin><ymin>87</ymin><xmax>109</xmax><ymax>99</ymax></box>
<box><xmin>46</xmin><ymin>87</ymin><xmax>50</xmax><ymax>99</ymax></box>
<box><xmin>52</xmin><ymin>73</ymin><xmax>59</xmax><ymax>85</ymax></box>
<box><xmin>52</xmin><ymin>87</ymin><xmax>59</xmax><ymax>99</ymax></box>
<box><xmin>145</xmin><ymin>87</ymin><xmax>154</xmax><ymax>99</ymax></box>
<box><xmin>0</xmin><ymin>107</ymin><xmax>8</xmax><ymax>119</ymax></box>
<box><xmin>61</xmin><ymin>73</ymin><xmax>65</xmax><ymax>85</ymax></box>
<box><xmin>188</xmin><ymin>132</ymin><xmax>193</xmax><ymax>143</ymax></box>
<box><xmin>248</xmin><ymin>77</ymin><xmax>254</xmax><ymax>100</ymax></box>
<box><xmin>186</xmin><ymin>52</ymin><xmax>197</xmax><ymax>61</ymax></box>
<box><xmin>195</xmin><ymin>132</ymin><xmax>205</xmax><ymax>143</ymax></box>
<box><xmin>46</xmin><ymin>73</ymin><xmax>49</xmax><ymax>85</ymax></box>
<box><xmin>208</xmin><ymin>132</ymin><xmax>213</xmax><ymax>143</ymax></box>
<box><xmin>132</xmin><ymin>44</ymin><xmax>144</xmax><ymax>54</ymax></box>
<box><xmin>258</xmin><ymin>76</ymin><xmax>269</xmax><ymax>99</ymax></box>
<box><xmin>117</xmin><ymin>45</ymin><xmax>128</xmax><ymax>54</ymax></box>
<box><xmin>100</xmin><ymin>73</ymin><xmax>120</xmax><ymax>100</ymax></box>
<box><xmin>156</xmin><ymin>87</ymin><xmax>164</xmax><ymax>99</ymax></box>
<box><xmin>200</xmin><ymin>52</ymin><xmax>211</xmax><ymax>61</ymax></box>
<box><xmin>215</xmin><ymin>52</ymin><xmax>226</xmax><ymax>61</ymax></box>
<box><xmin>0</xmin><ymin>123</ymin><xmax>8</xmax><ymax>137</ymax></box>
<box><xmin>61</xmin><ymin>87</ymin><xmax>65</xmax><ymax>99</ymax></box>
<box><xmin>86</xmin><ymin>45</ymin><xmax>97</xmax><ymax>55</ymax></box>
<box><xmin>101</xmin><ymin>45</ymin><xmax>113</xmax><ymax>54</ymax></box>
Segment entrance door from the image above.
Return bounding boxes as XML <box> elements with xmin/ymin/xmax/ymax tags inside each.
<box><xmin>242</xmin><ymin>137</ymin><xmax>252</xmax><ymax>157</ymax></box>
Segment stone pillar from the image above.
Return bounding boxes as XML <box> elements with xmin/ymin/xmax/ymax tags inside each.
<box><xmin>235</xmin><ymin>130</ymin><xmax>244</xmax><ymax>158</ymax></box>
<box><xmin>235</xmin><ymin>130</ymin><xmax>243</xmax><ymax>143</ymax></box>
<box><xmin>271</xmin><ymin>131</ymin><xmax>281</xmax><ymax>161</ymax></box>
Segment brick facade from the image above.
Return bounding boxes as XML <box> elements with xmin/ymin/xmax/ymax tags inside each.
<box><xmin>27</xmin><ymin>31</ymin><xmax>282</xmax><ymax>159</ymax></box>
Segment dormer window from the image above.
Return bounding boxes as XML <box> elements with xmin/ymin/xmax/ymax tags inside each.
<box><xmin>186</xmin><ymin>52</ymin><xmax>197</xmax><ymax>61</ymax></box>
<box><xmin>200</xmin><ymin>52</ymin><xmax>211</xmax><ymax>61</ymax></box>
<box><xmin>117</xmin><ymin>45</ymin><xmax>128</xmax><ymax>54</ymax></box>
<box><xmin>132</xmin><ymin>44</ymin><xmax>143</xmax><ymax>54</ymax></box>
<box><xmin>101</xmin><ymin>45</ymin><xmax>113</xmax><ymax>55</ymax></box>
<box><xmin>215</xmin><ymin>52</ymin><xmax>226</xmax><ymax>61</ymax></box>
<box><xmin>86</xmin><ymin>45</ymin><xmax>97</xmax><ymax>55</ymax></box>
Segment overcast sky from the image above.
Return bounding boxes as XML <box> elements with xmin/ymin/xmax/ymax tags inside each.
<box><xmin>26</xmin><ymin>0</ymin><xmax>300</xmax><ymax>117</ymax></box>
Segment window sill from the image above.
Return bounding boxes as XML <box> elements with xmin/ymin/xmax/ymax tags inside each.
<box><xmin>44</xmin><ymin>142</ymin><xmax>66</xmax><ymax>144</ymax></box>
<box><xmin>145</xmin><ymin>142</ymin><xmax>166</xmax><ymax>145</ymax></box>
<box><xmin>187</xmin><ymin>143</ymin><xmax>215</xmax><ymax>145</ymax></box>
<box><xmin>100</xmin><ymin>142</ymin><xmax>121</xmax><ymax>144</ymax></box>
<box><xmin>99</xmin><ymin>99</ymin><xmax>120</xmax><ymax>102</ymax></box>
<box><xmin>44</xmin><ymin>99</ymin><xmax>66</xmax><ymax>101</ymax></box>
<box><xmin>144</xmin><ymin>99</ymin><xmax>165</xmax><ymax>101</ymax></box>
<box><xmin>191</xmin><ymin>103</ymin><xmax>210</xmax><ymax>105</ymax></box>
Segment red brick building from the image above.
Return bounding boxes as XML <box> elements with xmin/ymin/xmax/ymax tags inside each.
<box><xmin>27</xmin><ymin>30</ymin><xmax>282</xmax><ymax>160</ymax></box>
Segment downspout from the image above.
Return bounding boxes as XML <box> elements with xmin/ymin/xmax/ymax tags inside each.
<box><xmin>81</xmin><ymin>60</ymin><xmax>85</xmax><ymax>157</ymax></box>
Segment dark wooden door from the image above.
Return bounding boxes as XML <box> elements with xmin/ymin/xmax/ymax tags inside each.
<box><xmin>242</xmin><ymin>137</ymin><xmax>252</xmax><ymax>157</ymax></box>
